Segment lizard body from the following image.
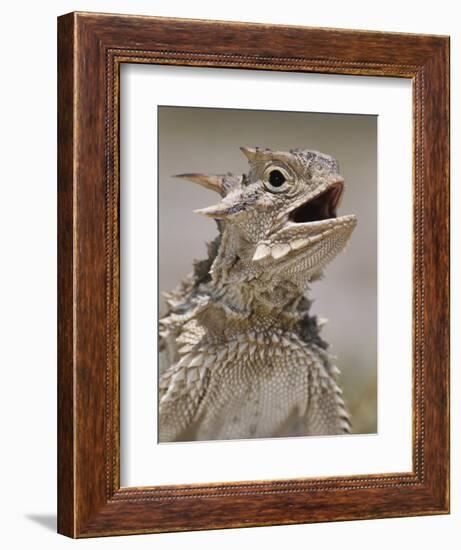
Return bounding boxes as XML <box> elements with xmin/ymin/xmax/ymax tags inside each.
<box><xmin>159</xmin><ymin>147</ymin><xmax>357</xmax><ymax>442</ymax></box>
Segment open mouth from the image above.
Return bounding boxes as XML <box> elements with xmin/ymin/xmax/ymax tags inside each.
<box><xmin>252</xmin><ymin>181</ymin><xmax>355</xmax><ymax>263</ymax></box>
<box><xmin>289</xmin><ymin>182</ymin><xmax>344</xmax><ymax>224</ymax></box>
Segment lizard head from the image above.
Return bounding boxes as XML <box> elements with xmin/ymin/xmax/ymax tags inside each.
<box><xmin>176</xmin><ymin>146</ymin><xmax>357</xmax><ymax>300</ymax></box>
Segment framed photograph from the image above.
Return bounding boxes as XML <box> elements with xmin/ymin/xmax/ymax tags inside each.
<box><xmin>58</xmin><ymin>12</ymin><xmax>450</xmax><ymax>537</ymax></box>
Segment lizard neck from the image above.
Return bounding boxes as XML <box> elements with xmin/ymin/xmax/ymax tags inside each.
<box><xmin>197</xmin><ymin>279</ymin><xmax>324</xmax><ymax>347</ymax></box>
<box><xmin>187</xmin><ymin>232</ymin><xmax>325</xmax><ymax>346</ymax></box>
<box><xmin>207</xmin><ymin>227</ymin><xmax>311</xmax><ymax>316</ymax></box>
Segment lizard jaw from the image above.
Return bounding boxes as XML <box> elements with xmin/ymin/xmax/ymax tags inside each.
<box><xmin>252</xmin><ymin>216</ymin><xmax>357</xmax><ymax>261</ymax></box>
<box><xmin>252</xmin><ymin>182</ymin><xmax>357</xmax><ymax>262</ymax></box>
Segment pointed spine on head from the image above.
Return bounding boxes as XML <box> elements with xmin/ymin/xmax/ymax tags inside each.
<box><xmin>175</xmin><ymin>173</ymin><xmax>226</xmax><ymax>196</ymax></box>
<box><xmin>240</xmin><ymin>146</ymin><xmax>273</xmax><ymax>164</ymax></box>
<box><xmin>240</xmin><ymin>146</ymin><xmax>258</xmax><ymax>162</ymax></box>
<box><xmin>175</xmin><ymin>165</ymin><xmax>250</xmax><ymax>220</ymax></box>
<box><xmin>194</xmin><ymin>199</ymin><xmax>247</xmax><ymax>220</ymax></box>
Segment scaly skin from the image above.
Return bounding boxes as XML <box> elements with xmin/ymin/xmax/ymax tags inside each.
<box><xmin>159</xmin><ymin>147</ymin><xmax>357</xmax><ymax>442</ymax></box>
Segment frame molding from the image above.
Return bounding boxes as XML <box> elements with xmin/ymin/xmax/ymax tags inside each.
<box><xmin>58</xmin><ymin>12</ymin><xmax>449</xmax><ymax>537</ymax></box>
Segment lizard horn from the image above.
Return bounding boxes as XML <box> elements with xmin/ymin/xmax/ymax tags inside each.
<box><xmin>239</xmin><ymin>146</ymin><xmax>258</xmax><ymax>162</ymax></box>
<box><xmin>240</xmin><ymin>146</ymin><xmax>272</xmax><ymax>163</ymax></box>
<box><xmin>174</xmin><ymin>173</ymin><xmax>225</xmax><ymax>195</ymax></box>
<box><xmin>194</xmin><ymin>200</ymin><xmax>244</xmax><ymax>219</ymax></box>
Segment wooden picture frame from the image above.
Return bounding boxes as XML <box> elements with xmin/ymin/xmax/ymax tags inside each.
<box><xmin>57</xmin><ymin>11</ymin><xmax>450</xmax><ymax>538</ymax></box>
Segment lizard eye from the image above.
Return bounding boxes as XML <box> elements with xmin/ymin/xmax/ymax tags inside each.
<box><xmin>269</xmin><ymin>170</ymin><xmax>286</xmax><ymax>187</ymax></box>
<box><xmin>263</xmin><ymin>166</ymin><xmax>293</xmax><ymax>193</ymax></box>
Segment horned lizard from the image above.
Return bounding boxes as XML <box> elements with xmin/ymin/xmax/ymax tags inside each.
<box><xmin>159</xmin><ymin>146</ymin><xmax>357</xmax><ymax>442</ymax></box>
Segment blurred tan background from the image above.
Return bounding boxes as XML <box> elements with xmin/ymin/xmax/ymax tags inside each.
<box><xmin>158</xmin><ymin>106</ymin><xmax>377</xmax><ymax>434</ymax></box>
